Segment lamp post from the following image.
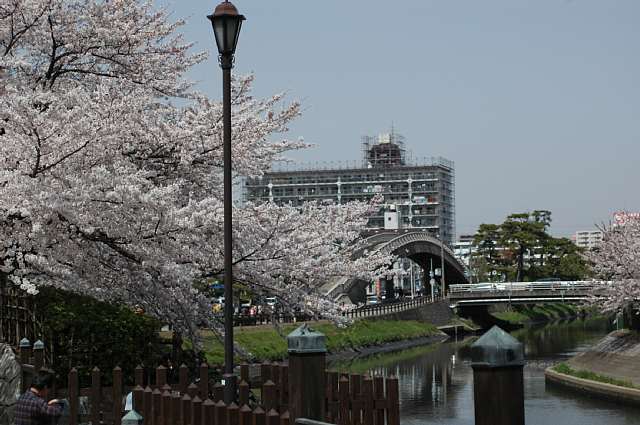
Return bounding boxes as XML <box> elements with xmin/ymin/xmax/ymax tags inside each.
<box><xmin>207</xmin><ymin>0</ymin><xmax>245</xmax><ymax>404</ymax></box>
<box><xmin>437</xmin><ymin>232</ymin><xmax>446</xmax><ymax>297</ymax></box>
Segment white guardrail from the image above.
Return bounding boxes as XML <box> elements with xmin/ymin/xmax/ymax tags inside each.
<box><xmin>449</xmin><ymin>281</ymin><xmax>611</xmax><ymax>294</ymax></box>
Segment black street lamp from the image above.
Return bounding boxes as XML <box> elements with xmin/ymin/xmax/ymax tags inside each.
<box><xmin>208</xmin><ymin>0</ymin><xmax>245</xmax><ymax>404</ymax></box>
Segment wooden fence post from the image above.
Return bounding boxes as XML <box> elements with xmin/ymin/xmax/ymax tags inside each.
<box><xmin>240</xmin><ymin>364</ymin><xmax>249</xmax><ymax>384</ymax></box>
<box><xmin>188</xmin><ymin>383</ymin><xmax>199</xmax><ymax>399</ymax></box>
<box><xmin>191</xmin><ymin>396</ymin><xmax>202</xmax><ymax>425</ymax></box>
<box><xmin>338</xmin><ymin>376</ymin><xmax>349</xmax><ymax>425</ymax></box>
<box><xmin>179</xmin><ymin>364</ymin><xmax>189</xmax><ymax>394</ymax></box>
<box><xmin>143</xmin><ymin>387</ymin><xmax>153</xmax><ymax>425</ymax></box>
<box><xmin>156</xmin><ymin>365</ymin><xmax>167</xmax><ymax>388</ymax></box>
<box><xmin>373</xmin><ymin>376</ymin><xmax>385</xmax><ymax>425</ymax></box>
<box><xmin>239</xmin><ymin>404</ymin><xmax>252</xmax><ymax>425</ymax></box>
<box><xmin>267</xmin><ymin>409</ymin><xmax>279</xmax><ymax>425</ymax></box>
<box><xmin>386</xmin><ymin>376</ymin><xmax>400</xmax><ymax>425</ymax></box>
<box><xmin>263</xmin><ymin>380</ymin><xmax>276</xmax><ymax>411</ymax></box>
<box><xmin>279</xmin><ymin>365</ymin><xmax>288</xmax><ymax>410</ymax></box>
<box><xmin>199</xmin><ymin>362</ymin><xmax>209</xmax><ymax>398</ymax></box>
<box><xmin>181</xmin><ymin>393</ymin><xmax>191</xmax><ymax>425</ymax></box>
<box><xmin>261</xmin><ymin>361</ymin><xmax>271</xmax><ymax>385</ymax></box>
<box><xmin>279</xmin><ymin>411</ymin><xmax>290</xmax><ymax>425</ymax></box>
<box><xmin>171</xmin><ymin>391</ymin><xmax>181</xmax><ymax>425</ymax></box>
<box><xmin>161</xmin><ymin>390</ymin><xmax>172</xmax><ymax>425</ymax></box>
<box><xmin>132</xmin><ymin>385</ymin><xmax>144</xmax><ymax>417</ymax></box>
<box><xmin>239</xmin><ymin>380</ymin><xmax>250</xmax><ymax>407</ymax></box>
<box><xmin>113</xmin><ymin>367</ymin><xmax>123</xmax><ymax>425</ymax></box>
<box><xmin>325</xmin><ymin>371</ymin><xmax>339</xmax><ymax>423</ymax></box>
<box><xmin>227</xmin><ymin>402</ymin><xmax>240</xmax><ymax>425</ymax></box>
<box><xmin>361</xmin><ymin>376</ymin><xmax>374</xmax><ymax>425</ymax></box>
<box><xmin>91</xmin><ymin>367</ymin><xmax>101</xmax><ymax>425</ymax></box>
<box><xmin>68</xmin><ymin>368</ymin><xmax>79</xmax><ymax>425</ymax></box>
<box><xmin>203</xmin><ymin>399</ymin><xmax>215</xmax><ymax>425</ymax></box>
<box><xmin>214</xmin><ymin>400</ymin><xmax>227</xmax><ymax>425</ymax></box>
<box><xmin>471</xmin><ymin>326</ymin><xmax>525</xmax><ymax>425</ymax></box>
<box><xmin>135</xmin><ymin>365</ymin><xmax>144</xmax><ymax>387</ymax></box>
<box><xmin>212</xmin><ymin>382</ymin><xmax>224</xmax><ymax>402</ymax></box>
<box><xmin>253</xmin><ymin>407</ymin><xmax>265</xmax><ymax>425</ymax></box>
<box><xmin>152</xmin><ymin>388</ymin><xmax>162</xmax><ymax>425</ymax></box>
<box><xmin>287</xmin><ymin>325</ymin><xmax>326</xmax><ymax>424</ymax></box>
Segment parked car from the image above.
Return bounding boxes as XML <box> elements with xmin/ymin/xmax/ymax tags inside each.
<box><xmin>265</xmin><ymin>297</ymin><xmax>277</xmax><ymax>309</ymax></box>
<box><xmin>365</xmin><ymin>294</ymin><xmax>379</xmax><ymax>305</ymax></box>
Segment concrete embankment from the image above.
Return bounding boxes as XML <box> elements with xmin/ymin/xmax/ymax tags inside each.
<box><xmin>545</xmin><ymin>330</ymin><xmax>640</xmax><ymax>404</ymax></box>
<box><xmin>545</xmin><ymin>367</ymin><xmax>640</xmax><ymax>404</ymax></box>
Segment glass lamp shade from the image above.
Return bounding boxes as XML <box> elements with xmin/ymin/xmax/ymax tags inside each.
<box><xmin>208</xmin><ymin>2</ymin><xmax>245</xmax><ymax>56</ymax></box>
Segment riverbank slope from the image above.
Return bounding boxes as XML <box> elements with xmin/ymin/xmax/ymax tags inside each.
<box><xmin>545</xmin><ymin>329</ymin><xmax>640</xmax><ymax>403</ymax></box>
<box><xmin>196</xmin><ymin>319</ymin><xmax>444</xmax><ymax>364</ymax></box>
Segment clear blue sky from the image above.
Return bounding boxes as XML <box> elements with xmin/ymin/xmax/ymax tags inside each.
<box><xmin>159</xmin><ymin>0</ymin><xmax>640</xmax><ymax>237</ymax></box>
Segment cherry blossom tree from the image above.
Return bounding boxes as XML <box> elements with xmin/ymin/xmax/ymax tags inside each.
<box><xmin>0</xmin><ymin>0</ymin><xmax>389</xmax><ymax>341</ymax></box>
<box><xmin>587</xmin><ymin>220</ymin><xmax>640</xmax><ymax>328</ymax></box>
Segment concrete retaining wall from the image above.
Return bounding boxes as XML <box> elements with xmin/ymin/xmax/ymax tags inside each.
<box><xmin>371</xmin><ymin>300</ymin><xmax>455</xmax><ymax>326</ymax></box>
<box><xmin>545</xmin><ymin>367</ymin><xmax>640</xmax><ymax>404</ymax></box>
<box><xmin>567</xmin><ymin>330</ymin><xmax>640</xmax><ymax>387</ymax></box>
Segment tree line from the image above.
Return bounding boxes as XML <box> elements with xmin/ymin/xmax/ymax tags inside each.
<box><xmin>471</xmin><ymin>210</ymin><xmax>591</xmax><ymax>282</ymax></box>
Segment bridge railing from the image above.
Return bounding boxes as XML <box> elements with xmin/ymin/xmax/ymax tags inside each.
<box><xmin>342</xmin><ymin>295</ymin><xmax>442</xmax><ymax>319</ymax></box>
<box><xmin>449</xmin><ymin>280</ymin><xmax>610</xmax><ymax>294</ymax></box>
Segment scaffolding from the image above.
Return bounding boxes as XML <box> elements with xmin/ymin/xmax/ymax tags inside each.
<box><xmin>361</xmin><ymin>128</ymin><xmax>406</xmax><ymax>168</ymax></box>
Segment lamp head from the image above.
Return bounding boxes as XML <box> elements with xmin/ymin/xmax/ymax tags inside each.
<box><xmin>208</xmin><ymin>1</ymin><xmax>245</xmax><ymax>68</ymax></box>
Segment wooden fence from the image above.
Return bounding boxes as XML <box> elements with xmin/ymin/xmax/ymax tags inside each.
<box><xmin>18</xmin><ymin>342</ymin><xmax>400</xmax><ymax>425</ymax></box>
<box><xmin>0</xmin><ymin>280</ymin><xmax>44</xmax><ymax>347</ymax></box>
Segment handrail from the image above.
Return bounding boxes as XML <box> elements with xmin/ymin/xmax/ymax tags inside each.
<box><xmin>449</xmin><ymin>281</ymin><xmax>611</xmax><ymax>294</ymax></box>
<box><xmin>341</xmin><ymin>295</ymin><xmax>441</xmax><ymax>319</ymax></box>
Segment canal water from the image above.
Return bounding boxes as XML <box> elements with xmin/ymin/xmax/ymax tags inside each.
<box><xmin>333</xmin><ymin>318</ymin><xmax>640</xmax><ymax>425</ymax></box>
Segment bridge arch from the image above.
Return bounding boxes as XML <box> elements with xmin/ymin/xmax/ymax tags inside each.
<box><xmin>335</xmin><ymin>230</ymin><xmax>470</xmax><ymax>303</ymax></box>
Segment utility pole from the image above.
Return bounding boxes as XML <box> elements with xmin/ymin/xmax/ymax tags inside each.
<box><xmin>441</xmin><ymin>237</ymin><xmax>446</xmax><ymax>296</ymax></box>
<box><xmin>429</xmin><ymin>257</ymin><xmax>435</xmax><ymax>301</ymax></box>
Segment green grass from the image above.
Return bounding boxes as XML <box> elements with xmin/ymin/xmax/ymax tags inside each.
<box><xmin>553</xmin><ymin>362</ymin><xmax>638</xmax><ymax>389</ymax></box>
<box><xmin>197</xmin><ymin>320</ymin><xmax>439</xmax><ymax>365</ymax></box>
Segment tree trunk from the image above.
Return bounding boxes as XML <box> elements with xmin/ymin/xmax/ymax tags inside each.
<box><xmin>624</xmin><ymin>306</ymin><xmax>640</xmax><ymax>331</ymax></box>
<box><xmin>516</xmin><ymin>247</ymin><xmax>525</xmax><ymax>282</ymax></box>
<box><xmin>0</xmin><ymin>271</ymin><xmax>5</xmax><ymax>342</ymax></box>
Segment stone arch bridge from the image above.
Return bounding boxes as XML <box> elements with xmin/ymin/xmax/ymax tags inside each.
<box><xmin>324</xmin><ymin>230</ymin><xmax>470</xmax><ymax>303</ymax></box>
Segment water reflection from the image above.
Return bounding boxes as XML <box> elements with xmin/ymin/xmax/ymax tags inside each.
<box><xmin>332</xmin><ymin>318</ymin><xmax>640</xmax><ymax>425</ymax></box>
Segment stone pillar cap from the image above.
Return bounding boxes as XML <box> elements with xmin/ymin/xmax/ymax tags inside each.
<box><xmin>122</xmin><ymin>408</ymin><xmax>143</xmax><ymax>424</ymax></box>
<box><xmin>287</xmin><ymin>324</ymin><xmax>327</xmax><ymax>354</ymax></box>
<box><xmin>19</xmin><ymin>338</ymin><xmax>31</xmax><ymax>348</ymax></box>
<box><xmin>33</xmin><ymin>340</ymin><xmax>45</xmax><ymax>350</ymax></box>
<box><xmin>471</xmin><ymin>325</ymin><xmax>524</xmax><ymax>367</ymax></box>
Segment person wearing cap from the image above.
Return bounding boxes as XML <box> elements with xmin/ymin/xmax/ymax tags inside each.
<box><xmin>15</xmin><ymin>369</ymin><xmax>63</xmax><ymax>425</ymax></box>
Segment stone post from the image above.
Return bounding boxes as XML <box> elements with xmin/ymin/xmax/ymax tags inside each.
<box><xmin>287</xmin><ymin>324</ymin><xmax>327</xmax><ymax>424</ymax></box>
<box><xmin>19</xmin><ymin>338</ymin><xmax>31</xmax><ymax>393</ymax></box>
<box><xmin>471</xmin><ymin>325</ymin><xmax>525</xmax><ymax>425</ymax></box>
<box><xmin>121</xmin><ymin>409</ymin><xmax>143</xmax><ymax>425</ymax></box>
<box><xmin>33</xmin><ymin>340</ymin><xmax>44</xmax><ymax>371</ymax></box>
<box><xmin>19</xmin><ymin>338</ymin><xmax>31</xmax><ymax>365</ymax></box>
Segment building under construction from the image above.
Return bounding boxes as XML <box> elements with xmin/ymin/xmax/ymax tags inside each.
<box><xmin>244</xmin><ymin>129</ymin><xmax>456</xmax><ymax>245</ymax></box>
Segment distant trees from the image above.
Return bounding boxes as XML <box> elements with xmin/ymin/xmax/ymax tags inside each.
<box><xmin>471</xmin><ymin>211</ymin><xmax>590</xmax><ymax>282</ymax></box>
